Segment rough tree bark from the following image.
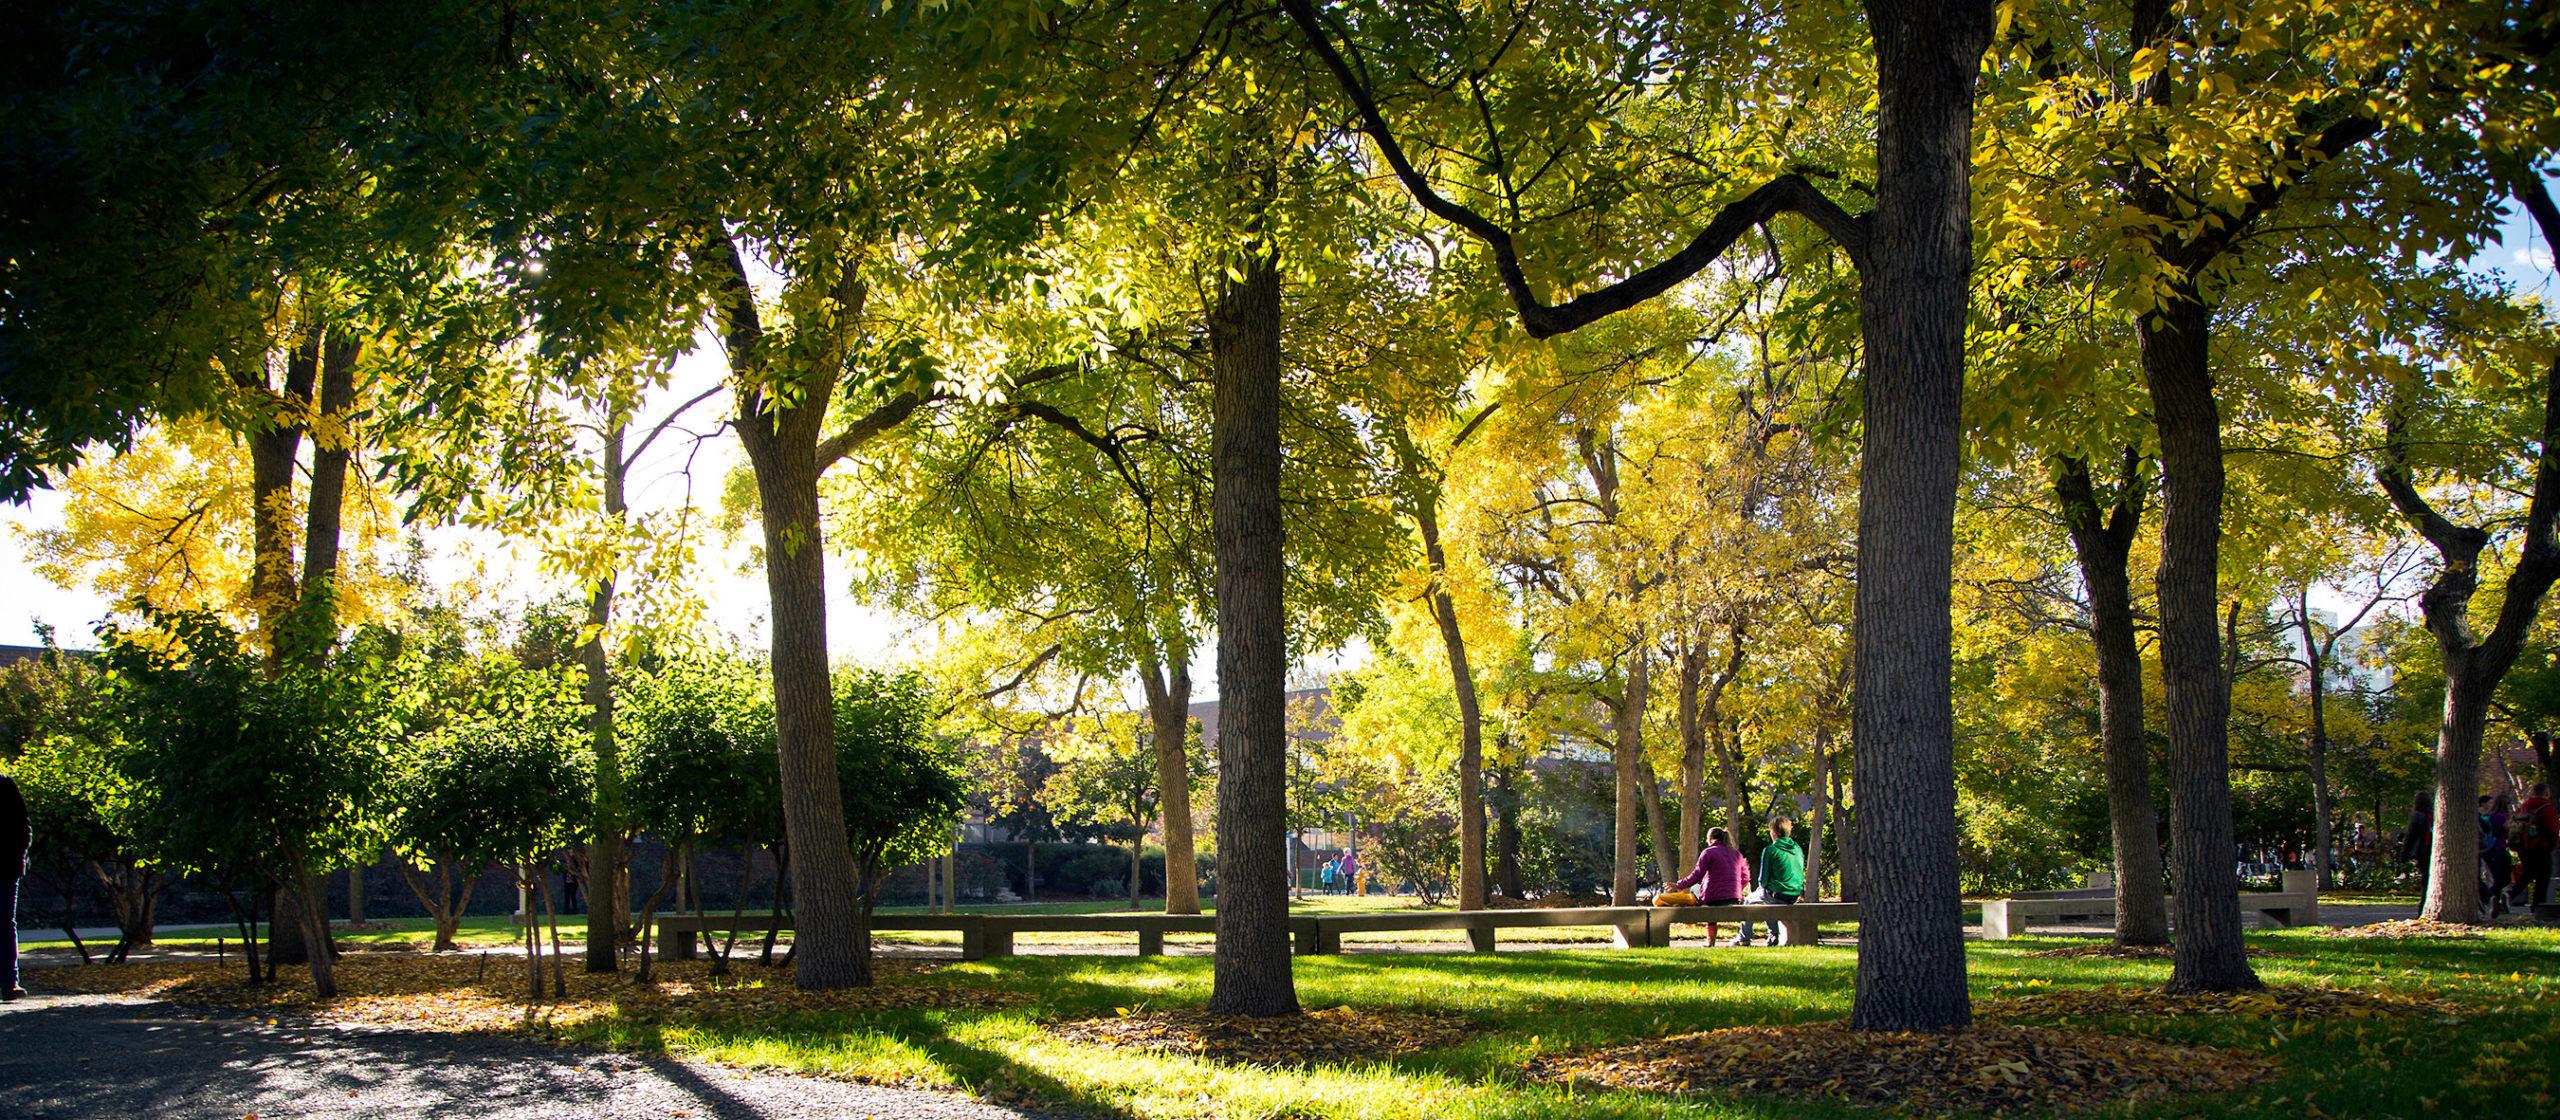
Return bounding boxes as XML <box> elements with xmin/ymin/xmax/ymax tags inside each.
<box><xmin>1841</xmin><ymin>0</ymin><xmax>1992</xmax><ymax>1032</ymax></box>
<box><xmin>2053</xmin><ymin>452</ymin><xmax>2170</xmax><ymax>946</ymax></box>
<box><xmin>2141</xmin><ymin>295</ymin><xmax>2260</xmax><ymax>993</ymax></box>
<box><xmin>1203</xmin><ymin>253</ymin><xmax>1299</xmax><ymax>1017</ymax></box>
<box><xmin>1141</xmin><ymin>652</ymin><xmax>1202</xmax><ymax>915</ymax></box>
<box><xmin>713</xmin><ymin>237</ymin><xmax>873</xmax><ymax>990</ymax></box>
<box><xmin>582</xmin><ymin>423</ymin><xmax>628</xmax><ymax>971</ymax></box>
<box><xmin>1676</xmin><ymin>641</ymin><xmax>1706</xmax><ymax>877</ymax></box>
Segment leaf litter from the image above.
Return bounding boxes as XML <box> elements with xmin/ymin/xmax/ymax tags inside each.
<box><xmin>2321</xmin><ymin>919</ymin><xmax>2488</xmax><ymax>940</ymax></box>
<box><xmin>1978</xmin><ymin>983</ymin><xmax>2465</xmax><ymax>1023</ymax></box>
<box><xmin>1525</xmin><ymin>1022</ymin><xmax>2275</xmax><ymax>1116</ymax></box>
<box><xmin>34</xmin><ymin>954</ymin><xmax>1023</xmax><ymax>1035</ymax></box>
<box><xmin>1053</xmin><ymin>1006</ymin><xmax>1477</xmax><ymax>1066</ymax></box>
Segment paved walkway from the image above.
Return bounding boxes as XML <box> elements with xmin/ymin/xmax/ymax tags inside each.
<box><xmin>0</xmin><ymin>993</ymin><xmax>1063</xmax><ymax>1120</ymax></box>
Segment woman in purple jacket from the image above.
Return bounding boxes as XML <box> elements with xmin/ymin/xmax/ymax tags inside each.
<box><xmin>1666</xmin><ymin>828</ymin><xmax>1752</xmax><ymax>946</ymax></box>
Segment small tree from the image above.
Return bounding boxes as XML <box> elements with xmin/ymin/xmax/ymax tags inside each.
<box><xmin>1042</xmin><ymin>711</ymin><xmax>1189</xmax><ymax>906</ymax></box>
<box><xmin>834</xmin><ymin>667</ymin><xmax>968</xmax><ymax>923</ymax></box>
<box><xmin>619</xmin><ymin>652</ymin><xmax>780</xmax><ymax>975</ymax></box>
<box><xmin>386</xmin><ymin>655</ymin><xmax>590</xmax><ymax>957</ymax></box>
<box><xmin>1367</xmin><ymin>780</ymin><xmax>1461</xmax><ymax>906</ymax></box>
<box><xmin>2</xmin><ymin>641</ymin><xmax>159</xmax><ymax>958</ymax></box>
<box><xmin>101</xmin><ymin>606</ymin><xmax>396</xmax><ymax>997</ymax></box>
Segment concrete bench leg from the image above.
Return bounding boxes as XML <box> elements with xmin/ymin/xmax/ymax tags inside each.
<box><xmin>1317</xmin><ymin>930</ymin><xmax>1343</xmax><ymax>955</ymax></box>
<box><xmin>666</xmin><ymin>929</ymin><xmax>696</xmax><ymax>960</ymax></box>
<box><xmin>1780</xmin><ymin>918</ymin><xmax>1815</xmax><ymax>947</ymax></box>
<box><xmin>983</xmin><ymin>930</ymin><xmax>1015</xmax><ymax>959</ymax></box>
<box><xmin>960</xmin><ymin>925</ymin><xmax>987</xmax><ymax>961</ymax></box>
<box><xmin>1981</xmin><ymin>901</ymin><xmax>2013</xmax><ymax>940</ymax></box>
<box><xmin>1138</xmin><ymin>929</ymin><xmax>1164</xmax><ymax>956</ymax></box>
<box><xmin>1613</xmin><ymin>918</ymin><xmax>1646</xmax><ymax>949</ymax></box>
<box><xmin>1292</xmin><ymin>923</ymin><xmax>1320</xmax><ymax>956</ymax></box>
<box><xmin>1467</xmin><ymin>923</ymin><xmax>1496</xmax><ymax>953</ymax></box>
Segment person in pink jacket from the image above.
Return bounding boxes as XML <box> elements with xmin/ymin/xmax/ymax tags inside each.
<box><xmin>1666</xmin><ymin>827</ymin><xmax>1752</xmax><ymax>946</ymax></box>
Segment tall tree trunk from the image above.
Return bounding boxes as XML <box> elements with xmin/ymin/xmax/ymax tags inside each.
<box><xmin>1141</xmin><ymin>653</ymin><xmax>1202</xmax><ymax>915</ymax></box>
<box><xmin>1676</xmin><ymin>642</ymin><xmax>1706</xmax><ymax>877</ymax></box>
<box><xmin>1807</xmin><ymin>721</ymin><xmax>1831</xmax><ymax>900</ymax></box>
<box><xmin>1611</xmin><ymin>648</ymin><xmax>1648</xmax><ymax>904</ymax></box>
<box><xmin>2292</xmin><ymin>596</ymin><xmax>2338</xmax><ymax>891</ymax></box>
<box><xmin>1493</xmin><ymin>755</ymin><xmax>1522</xmax><ymax>898</ymax></box>
<box><xmin>584</xmin><ymin>423</ymin><xmax>628</xmax><ymax>971</ymax></box>
<box><xmin>2055</xmin><ymin>452</ymin><xmax>2170</xmax><ymax>945</ymax></box>
<box><xmin>252</xmin><ymin>331</ymin><xmax>322</xmax><ymax>969</ymax></box>
<box><xmin>1416</xmin><ymin>498</ymin><xmax>1487</xmax><ymax>910</ymax></box>
<box><xmin>739</xmin><ymin>436</ymin><xmax>869</xmax><ymax>988</ymax></box>
<box><xmin>1638</xmin><ymin>762</ymin><xmax>1672</xmax><ymax>884</ymax></box>
<box><xmin>1843</xmin><ymin>0</ymin><xmax>1990</xmax><ymax>1033</ymax></box>
<box><xmin>2141</xmin><ymin>293</ymin><xmax>2261</xmax><ymax>993</ymax></box>
<box><xmin>1713</xmin><ymin>717</ymin><xmax>1746</xmax><ymax>841</ymax></box>
<box><xmin>1203</xmin><ymin>253</ymin><xmax>1298</xmax><ymax>1017</ymax></box>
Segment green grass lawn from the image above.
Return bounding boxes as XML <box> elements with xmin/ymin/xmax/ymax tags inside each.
<box><xmin>536</xmin><ymin>925</ymin><xmax>2554</xmax><ymax>1120</ymax></box>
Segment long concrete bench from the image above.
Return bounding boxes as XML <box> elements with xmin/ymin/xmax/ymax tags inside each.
<box><xmin>1293</xmin><ymin>906</ymin><xmax>1659</xmax><ymax>954</ymax></box>
<box><xmin>1648</xmin><ymin>901</ymin><xmax>1861</xmax><ymax>947</ymax></box>
<box><xmin>1980</xmin><ymin>869</ymin><xmax>2317</xmax><ymax>939</ymax></box>
<box><xmin>657</xmin><ymin>911</ymin><xmax>1230</xmax><ymax>961</ymax></box>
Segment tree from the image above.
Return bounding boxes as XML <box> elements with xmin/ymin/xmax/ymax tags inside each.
<box><xmin>831</xmin><ymin>667</ymin><xmax>969</xmax><ymax>925</ymax></box>
<box><xmin>99</xmin><ymin>605</ymin><xmax>397</xmax><ymax>996</ymax></box>
<box><xmin>1041</xmin><ymin>712</ymin><xmax>1177</xmax><ymax>906</ymax></box>
<box><xmin>1287</xmin><ymin>0</ymin><xmax>1997</xmax><ymax>1030</ymax></box>
<box><xmin>387</xmin><ymin>654</ymin><xmax>591</xmax><ymax>954</ymax></box>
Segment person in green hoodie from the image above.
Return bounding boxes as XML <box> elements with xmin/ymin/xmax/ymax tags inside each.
<box><xmin>1738</xmin><ymin>818</ymin><xmax>1807</xmax><ymax>947</ymax></box>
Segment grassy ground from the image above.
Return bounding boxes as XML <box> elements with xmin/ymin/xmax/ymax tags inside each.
<box><xmin>545</xmin><ymin>925</ymin><xmax>2550</xmax><ymax>1120</ymax></box>
<box><xmin>28</xmin><ymin>911</ymin><xmax>2552</xmax><ymax>1118</ymax></box>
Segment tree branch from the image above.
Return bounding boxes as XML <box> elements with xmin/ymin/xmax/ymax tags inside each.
<box><xmin>1281</xmin><ymin>0</ymin><xmax>1868</xmax><ymax>339</ymax></box>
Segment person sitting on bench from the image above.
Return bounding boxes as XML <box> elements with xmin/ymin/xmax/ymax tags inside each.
<box><xmin>1738</xmin><ymin>818</ymin><xmax>1806</xmax><ymax>946</ymax></box>
<box><xmin>1666</xmin><ymin>827</ymin><xmax>1751</xmax><ymax>945</ymax></box>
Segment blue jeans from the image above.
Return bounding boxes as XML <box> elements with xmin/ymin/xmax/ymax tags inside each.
<box><xmin>1739</xmin><ymin>893</ymin><xmax>1800</xmax><ymax>944</ymax></box>
<box><xmin>5</xmin><ymin>875</ymin><xmax>19</xmax><ymax>993</ymax></box>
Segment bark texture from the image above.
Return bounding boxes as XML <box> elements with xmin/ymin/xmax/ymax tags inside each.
<box><xmin>2141</xmin><ymin>297</ymin><xmax>2260</xmax><ymax>993</ymax></box>
<box><xmin>583</xmin><ymin>425</ymin><xmax>627</xmax><ymax>971</ymax></box>
<box><xmin>2054</xmin><ymin>453</ymin><xmax>2170</xmax><ymax>946</ymax></box>
<box><xmin>1610</xmin><ymin>649</ymin><xmax>1648</xmax><ymax>905</ymax></box>
<box><xmin>1843</xmin><ymin>0</ymin><xmax>1991</xmax><ymax>1033</ymax></box>
<box><xmin>1203</xmin><ymin>254</ymin><xmax>1299</xmax><ymax>1017</ymax></box>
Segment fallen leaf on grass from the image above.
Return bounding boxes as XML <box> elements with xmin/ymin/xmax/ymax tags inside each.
<box><xmin>33</xmin><ymin>954</ymin><xmax>1023</xmax><ymax>1037</ymax></box>
<box><xmin>2320</xmin><ymin>919</ymin><xmax>2486</xmax><ymax>941</ymax></box>
<box><xmin>1525</xmin><ymin>1022</ymin><xmax>2275</xmax><ymax>1117</ymax></box>
<box><xmin>1977</xmin><ymin>983</ymin><xmax>2465</xmax><ymax>1024</ymax></box>
<box><xmin>1052</xmin><ymin>1006</ymin><xmax>1475</xmax><ymax>1066</ymax></box>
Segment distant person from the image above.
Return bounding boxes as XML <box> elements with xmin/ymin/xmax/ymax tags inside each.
<box><xmin>2481</xmin><ymin>795</ymin><xmax>2513</xmax><ymax>918</ymax></box>
<box><xmin>3</xmin><ymin>768</ymin><xmax>28</xmax><ymax>1000</ymax></box>
<box><xmin>2514</xmin><ymin>784</ymin><xmax>2557</xmax><ymax>908</ymax></box>
<box><xmin>1319</xmin><ymin>858</ymin><xmax>1337</xmax><ymax>895</ymax></box>
<box><xmin>2399</xmin><ymin>792</ymin><xmax>2433</xmax><ymax>887</ymax></box>
<box><xmin>1339</xmin><ymin>851</ymin><xmax>1359</xmax><ymax>897</ymax></box>
<box><xmin>1667</xmin><ymin>827</ymin><xmax>1752</xmax><ymax>945</ymax></box>
<box><xmin>1739</xmin><ymin>818</ymin><xmax>1807</xmax><ymax>947</ymax></box>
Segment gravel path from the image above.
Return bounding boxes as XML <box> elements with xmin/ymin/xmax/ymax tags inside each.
<box><xmin>0</xmin><ymin>992</ymin><xmax>1066</xmax><ymax>1120</ymax></box>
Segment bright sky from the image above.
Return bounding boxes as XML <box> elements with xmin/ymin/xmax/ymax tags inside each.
<box><xmin>1</xmin><ymin>193</ymin><xmax>2552</xmax><ymax>671</ymax></box>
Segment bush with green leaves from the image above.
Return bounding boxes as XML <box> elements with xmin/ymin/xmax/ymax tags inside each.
<box><xmin>833</xmin><ymin>667</ymin><xmax>967</xmax><ymax>910</ymax></box>
<box><xmin>0</xmin><ymin>641</ymin><xmax>159</xmax><ymax>956</ymax></box>
<box><xmin>387</xmin><ymin>653</ymin><xmax>592</xmax><ymax>951</ymax></box>
<box><xmin>100</xmin><ymin>607</ymin><xmax>401</xmax><ymax>990</ymax></box>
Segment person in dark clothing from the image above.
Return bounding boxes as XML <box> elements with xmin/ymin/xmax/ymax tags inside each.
<box><xmin>2515</xmin><ymin>784</ymin><xmax>2559</xmax><ymax>908</ymax></box>
<box><xmin>2481</xmin><ymin>795</ymin><xmax>2513</xmax><ymax>918</ymax></box>
<box><xmin>3</xmin><ymin>770</ymin><xmax>29</xmax><ymax>1000</ymax></box>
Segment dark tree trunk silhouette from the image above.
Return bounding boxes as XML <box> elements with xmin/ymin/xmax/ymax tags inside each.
<box><xmin>582</xmin><ymin>422</ymin><xmax>628</xmax><ymax>971</ymax></box>
<box><xmin>1611</xmin><ymin>648</ymin><xmax>1649</xmax><ymax>905</ymax></box>
<box><xmin>2054</xmin><ymin>452</ymin><xmax>2170</xmax><ymax>946</ymax></box>
<box><xmin>1204</xmin><ymin>253</ymin><xmax>1298</xmax><ymax>1017</ymax></box>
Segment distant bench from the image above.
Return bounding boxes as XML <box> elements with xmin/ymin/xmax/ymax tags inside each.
<box><xmin>658</xmin><ymin>900</ymin><xmax>1863</xmax><ymax>962</ymax></box>
<box><xmin>656</xmin><ymin>912</ymin><xmax>1221</xmax><ymax>961</ymax></box>
<box><xmin>1979</xmin><ymin>869</ymin><xmax>2318</xmax><ymax>939</ymax></box>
